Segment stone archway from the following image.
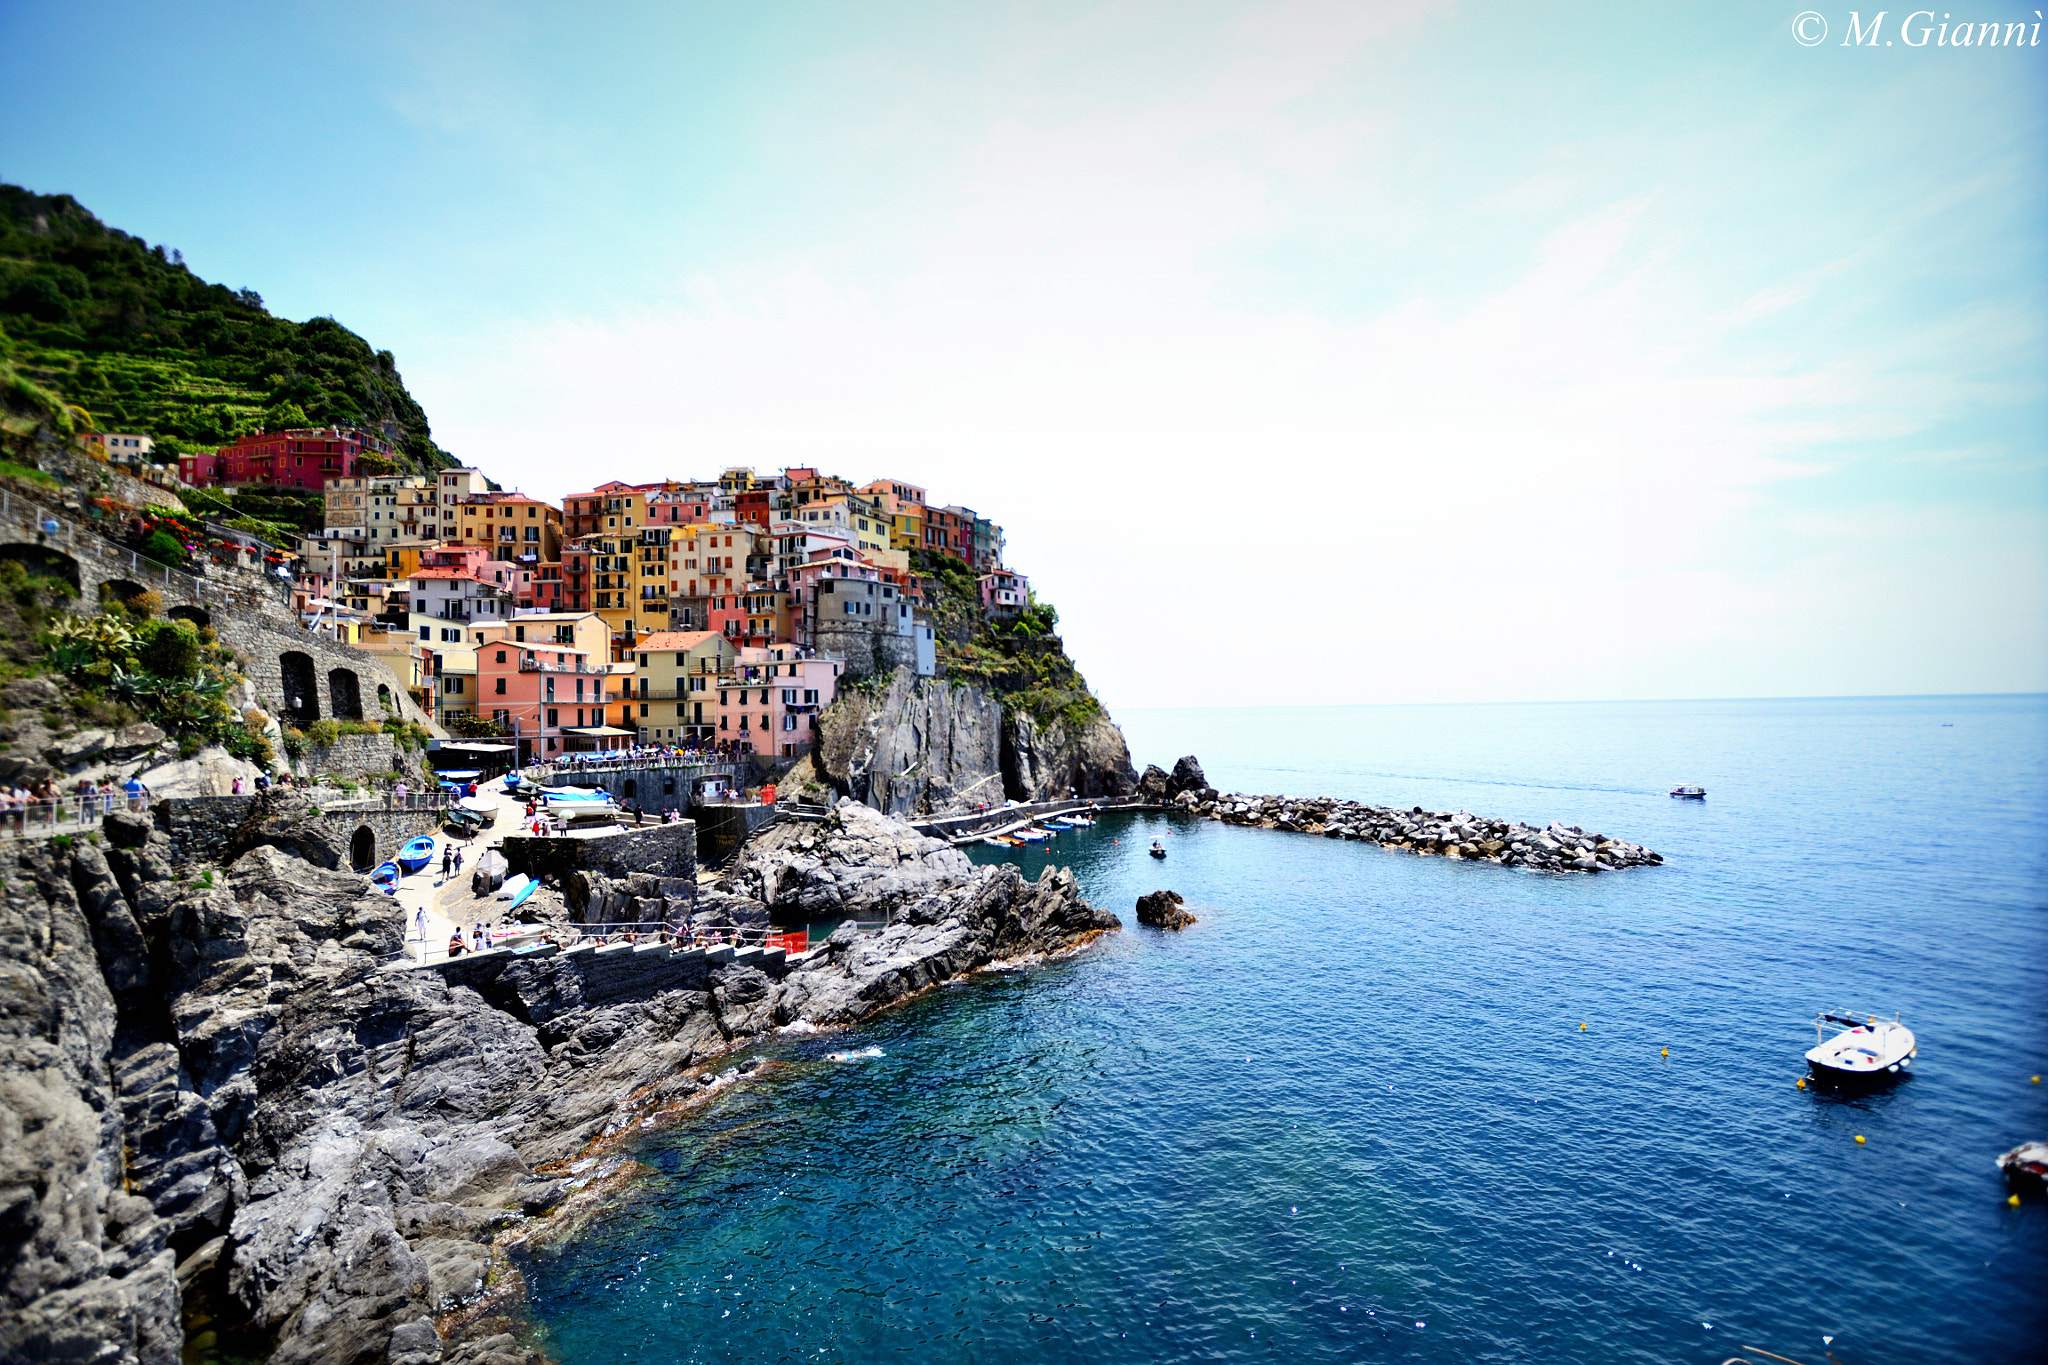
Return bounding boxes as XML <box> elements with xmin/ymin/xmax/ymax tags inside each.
<box><xmin>166</xmin><ymin>604</ymin><xmax>211</xmax><ymax>629</ymax></box>
<box><xmin>328</xmin><ymin>668</ymin><xmax>363</xmax><ymax>721</ymax></box>
<box><xmin>0</xmin><ymin>543</ymin><xmax>81</xmax><ymax>594</ymax></box>
<box><xmin>100</xmin><ymin>578</ymin><xmax>148</xmax><ymax>609</ymax></box>
<box><xmin>376</xmin><ymin>683</ymin><xmax>393</xmax><ymax>714</ymax></box>
<box><xmin>349</xmin><ymin>826</ymin><xmax>377</xmax><ymax>872</ymax></box>
<box><xmin>281</xmin><ymin>652</ymin><xmax>319</xmax><ymax>723</ymax></box>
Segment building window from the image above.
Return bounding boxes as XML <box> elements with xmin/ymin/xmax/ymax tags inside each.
<box><xmin>494</xmin><ymin>678</ymin><xmax>506</xmax><ymax>695</ymax></box>
<box><xmin>640</xmin><ymin>702</ymin><xmax>649</xmax><ymax>717</ymax></box>
<box><xmin>547</xmin><ymin>708</ymin><xmax>559</xmax><ymax>727</ymax></box>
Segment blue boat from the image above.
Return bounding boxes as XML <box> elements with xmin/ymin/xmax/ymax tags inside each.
<box><xmin>395</xmin><ymin>836</ymin><xmax>437</xmax><ymax>875</ymax></box>
<box><xmin>508</xmin><ymin>878</ymin><xmax>539</xmax><ymax>913</ymax></box>
<box><xmin>369</xmin><ymin>861</ymin><xmax>401</xmax><ymax>893</ymax></box>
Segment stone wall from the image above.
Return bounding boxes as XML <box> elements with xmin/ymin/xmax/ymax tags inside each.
<box><xmin>499</xmin><ymin>820</ymin><xmax>697</xmax><ymax>883</ymax></box>
<box><xmin>540</xmin><ymin>761</ymin><xmax>748</xmax><ymax>810</ymax></box>
<box><xmin>151</xmin><ymin>793</ymin><xmax>442</xmax><ymax>870</ymax></box>
<box><xmin>433</xmin><ymin>938</ymin><xmax>790</xmax><ymax>1015</ymax></box>
<box><xmin>692</xmin><ymin>803</ymin><xmax>778</xmax><ymax>865</ymax></box>
<box><xmin>299</xmin><ymin>732</ymin><xmax>414</xmax><ymax>783</ymax></box>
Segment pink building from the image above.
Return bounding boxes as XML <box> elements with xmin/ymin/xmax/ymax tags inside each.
<box><xmin>979</xmin><ymin>569</ymin><xmax>1028</xmax><ymax>620</ymax></box>
<box><xmin>473</xmin><ymin>629</ymin><xmax>614</xmax><ymax>763</ymax></box>
<box><xmin>719</xmin><ymin>644</ymin><xmax>842</xmax><ymax>757</ymax></box>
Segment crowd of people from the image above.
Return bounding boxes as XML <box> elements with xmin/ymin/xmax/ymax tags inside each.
<box><xmin>541</xmin><ymin>737</ymin><xmax>757</xmax><ymax>773</ymax></box>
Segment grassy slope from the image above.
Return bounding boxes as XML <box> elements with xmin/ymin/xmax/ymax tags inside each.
<box><xmin>910</xmin><ymin>549</ymin><xmax>1104</xmax><ymax>728</ymax></box>
<box><xmin>0</xmin><ymin>183</ymin><xmax>452</xmax><ymax>472</ymax></box>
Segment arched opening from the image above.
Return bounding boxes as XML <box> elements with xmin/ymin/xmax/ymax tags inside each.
<box><xmin>166</xmin><ymin>604</ymin><xmax>211</xmax><ymax>629</ymax></box>
<box><xmin>280</xmin><ymin>651</ymin><xmax>319</xmax><ymax>723</ymax></box>
<box><xmin>376</xmin><ymin>683</ymin><xmax>393</xmax><ymax>713</ymax></box>
<box><xmin>622</xmin><ymin>779</ymin><xmax>637</xmax><ymax>800</ymax></box>
<box><xmin>0</xmin><ymin>544</ymin><xmax>81</xmax><ymax>594</ymax></box>
<box><xmin>100</xmin><ymin>578</ymin><xmax>147</xmax><ymax>609</ymax></box>
<box><xmin>349</xmin><ymin>826</ymin><xmax>376</xmax><ymax>872</ymax></box>
<box><xmin>327</xmin><ymin>668</ymin><xmax>363</xmax><ymax>721</ymax></box>
<box><xmin>663</xmin><ymin>778</ymin><xmax>675</xmax><ymax>796</ymax></box>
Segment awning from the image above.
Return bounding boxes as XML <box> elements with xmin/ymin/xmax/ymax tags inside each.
<box><xmin>438</xmin><ymin>742</ymin><xmax>517</xmax><ymax>753</ymax></box>
<box><xmin>560</xmin><ymin>726</ymin><xmax>638</xmax><ymax>737</ymax></box>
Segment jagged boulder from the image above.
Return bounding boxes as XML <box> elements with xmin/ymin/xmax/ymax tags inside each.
<box><xmin>1136</xmin><ymin>764</ymin><xmax>1170</xmax><ymax>803</ymax></box>
<box><xmin>1135</xmin><ymin>889</ymin><xmax>1195</xmax><ymax>930</ymax></box>
<box><xmin>1166</xmin><ymin>755</ymin><xmax>1207</xmax><ymax>798</ymax></box>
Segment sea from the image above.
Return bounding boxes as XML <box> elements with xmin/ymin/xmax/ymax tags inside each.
<box><xmin>511</xmin><ymin>696</ymin><xmax>2048</xmax><ymax>1364</ymax></box>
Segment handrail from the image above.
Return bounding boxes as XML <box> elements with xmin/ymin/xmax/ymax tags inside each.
<box><xmin>0</xmin><ymin>793</ymin><xmax>150</xmax><ymax>840</ymax></box>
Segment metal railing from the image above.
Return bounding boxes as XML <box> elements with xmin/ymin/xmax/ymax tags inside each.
<box><xmin>392</xmin><ymin>916</ymin><xmax>811</xmax><ymax>967</ymax></box>
<box><xmin>0</xmin><ymin>793</ymin><xmax>150</xmax><ymax>840</ymax></box>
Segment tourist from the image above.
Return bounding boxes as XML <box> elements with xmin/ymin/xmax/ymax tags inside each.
<box><xmin>441</xmin><ymin>845</ymin><xmax>454</xmax><ymax>878</ymax></box>
<box><xmin>97</xmin><ymin>778</ymin><xmax>117</xmax><ymax>813</ymax></box>
<box><xmin>446</xmin><ymin>931</ymin><xmax>465</xmax><ymax>958</ymax></box>
<box><xmin>414</xmin><ymin>906</ymin><xmax>428</xmax><ymax>941</ymax></box>
<box><xmin>254</xmin><ymin>772</ymin><xmax>270</xmax><ymax>792</ymax></box>
<box><xmin>123</xmin><ymin>775</ymin><xmax>148</xmax><ymax>812</ymax></box>
<box><xmin>231</xmin><ymin>776</ymin><xmax>245</xmax><ymax>795</ymax></box>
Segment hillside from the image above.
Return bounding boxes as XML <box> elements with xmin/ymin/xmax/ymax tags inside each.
<box><xmin>0</xmin><ymin>183</ymin><xmax>451</xmax><ymax>471</ymax></box>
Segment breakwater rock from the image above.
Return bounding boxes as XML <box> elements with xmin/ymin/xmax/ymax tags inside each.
<box><xmin>0</xmin><ymin>796</ymin><xmax>1117</xmax><ymax>1365</ymax></box>
<box><xmin>1170</xmin><ymin>786</ymin><xmax>1661</xmax><ymax>873</ymax></box>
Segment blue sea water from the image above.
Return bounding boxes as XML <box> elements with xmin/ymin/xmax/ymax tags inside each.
<box><xmin>514</xmin><ymin>696</ymin><xmax>2048</xmax><ymax>1364</ymax></box>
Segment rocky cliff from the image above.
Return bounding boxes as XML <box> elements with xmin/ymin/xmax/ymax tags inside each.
<box><xmin>0</xmin><ymin>798</ymin><xmax>1116</xmax><ymax>1365</ymax></box>
<box><xmin>805</xmin><ymin>666</ymin><xmax>1137</xmax><ymax>815</ymax></box>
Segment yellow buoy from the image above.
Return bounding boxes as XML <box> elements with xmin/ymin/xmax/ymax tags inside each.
<box><xmin>1661</xmin><ymin>1048</ymin><xmax>1669</xmax><ymax>1057</ymax></box>
<box><xmin>2010</xmin><ymin>1194</ymin><xmax>2023</xmax><ymax>1207</ymax></box>
<box><xmin>1580</xmin><ymin>1023</ymin><xmax>1587</xmax><ymax>1031</ymax></box>
<box><xmin>2033</xmin><ymin>1075</ymin><xmax>2041</xmax><ymax>1084</ymax></box>
<box><xmin>1855</xmin><ymin>1135</ymin><xmax>1866</xmax><ymax>1144</ymax></box>
<box><xmin>1796</xmin><ymin>1078</ymin><xmax>1806</xmax><ymax>1089</ymax></box>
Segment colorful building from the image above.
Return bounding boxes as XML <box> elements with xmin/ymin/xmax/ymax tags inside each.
<box><xmin>629</xmin><ymin>630</ymin><xmax>739</xmax><ymax>743</ymax></box>
<box><xmin>719</xmin><ymin>644</ymin><xmax>841</xmax><ymax>757</ymax></box>
<box><xmin>179</xmin><ymin>426</ymin><xmax>391</xmax><ymax>491</ymax></box>
<box><xmin>471</xmin><ymin>612</ymin><xmax>617</xmax><ymax>760</ymax></box>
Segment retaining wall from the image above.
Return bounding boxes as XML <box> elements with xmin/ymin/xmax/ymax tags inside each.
<box><xmin>499</xmin><ymin>820</ymin><xmax>697</xmax><ymax>883</ymax></box>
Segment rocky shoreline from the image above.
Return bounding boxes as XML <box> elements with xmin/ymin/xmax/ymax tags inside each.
<box><xmin>0</xmin><ymin>796</ymin><xmax>1118</xmax><ymax>1365</ymax></box>
<box><xmin>1137</xmin><ymin>755</ymin><xmax>1663</xmax><ymax>873</ymax></box>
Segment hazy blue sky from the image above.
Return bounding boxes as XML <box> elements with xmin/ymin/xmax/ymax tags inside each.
<box><xmin>4</xmin><ymin>2</ymin><xmax>2043</xmax><ymax>709</ymax></box>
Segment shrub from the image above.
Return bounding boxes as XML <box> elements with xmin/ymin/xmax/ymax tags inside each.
<box><xmin>305</xmin><ymin>719</ymin><xmax>340</xmax><ymax>747</ymax></box>
<box><xmin>136</xmin><ymin>620</ymin><xmax>202</xmax><ymax>679</ymax></box>
<box><xmin>281</xmin><ymin>727</ymin><xmax>306</xmax><ymax>758</ymax></box>
<box><xmin>124</xmin><ymin>589</ymin><xmax>163</xmax><ymax>620</ymax></box>
<box><xmin>140</xmin><ymin>529</ymin><xmax>186</xmax><ymax>567</ymax></box>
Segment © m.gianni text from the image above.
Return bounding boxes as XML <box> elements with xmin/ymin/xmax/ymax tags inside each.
<box><xmin>1812</xmin><ymin>10</ymin><xmax>2045</xmax><ymax>44</ymax></box>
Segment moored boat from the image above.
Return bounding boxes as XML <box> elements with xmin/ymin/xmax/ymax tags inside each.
<box><xmin>395</xmin><ymin>836</ymin><xmax>437</xmax><ymax>875</ymax></box>
<box><xmin>1805</xmin><ymin>1011</ymin><xmax>1916</xmax><ymax>1085</ymax></box>
<box><xmin>1997</xmin><ymin>1141</ymin><xmax>2048</xmax><ymax>1195</ymax></box>
<box><xmin>1670</xmin><ymin>786</ymin><xmax>1706</xmax><ymax>800</ymax></box>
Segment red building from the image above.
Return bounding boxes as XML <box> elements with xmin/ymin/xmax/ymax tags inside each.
<box><xmin>178</xmin><ymin>427</ymin><xmax>388</xmax><ymax>490</ymax></box>
<box><xmin>922</xmin><ymin>505</ymin><xmax>971</xmax><ymax>563</ymax></box>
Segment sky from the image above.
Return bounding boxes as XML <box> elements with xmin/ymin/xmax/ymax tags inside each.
<box><xmin>3</xmin><ymin>1</ymin><xmax>2044</xmax><ymax>711</ymax></box>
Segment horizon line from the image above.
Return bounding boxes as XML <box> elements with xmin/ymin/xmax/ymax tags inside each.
<box><xmin>1110</xmin><ymin>691</ymin><xmax>2048</xmax><ymax>713</ymax></box>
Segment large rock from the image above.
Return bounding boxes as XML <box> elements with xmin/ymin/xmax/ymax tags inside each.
<box><xmin>135</xmin><ymin>746</ymin><xmax>262</xmax><ymax>797</ymax></box>
<box><xmin>812</xmin><ymin>665</ymin><xmax>1137</xmax><ymax>815</ymax></box>
<box><xmin>1136</xmin><ymin>764</ymin><xmax>1170</xmax><ymax>803</ymax></box>
<box><xmin>1166</xmin><ymin>755</ymin><xmax>1208</xmax><ymax>798</ymax></box>
<box><xmin>1135</xmin><ymin>889</ymin><xmax>1195</xmax><ymax>930</ymax></box>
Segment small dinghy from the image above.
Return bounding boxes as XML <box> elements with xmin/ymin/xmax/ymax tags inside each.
<box><xmin>1148</xmin><ymin>839</ymin><xmax>1167</xmax><ymax>859</ymax></box>
<box><xmin>1015</xmin><ymin>827</ymin><xmax>1051</xmax><ymax>842</ymax></box>
<box><xmin>1669</xmin><ymin>786</ymin><xmax>1706</xmax><ymax>800</ymax></box>
<box><xmin>1806</xmin><ymin>1011</ymin><xmax>1916</xmax><ymax>1085</ymax></box>
<box><xmin>1997</xmin><ymin>1141</ymin><xmax>2048</xmax><ymax>1195</ymax></box>
<box><xmin>508</xmin><ymin>878</ymin><xmax>539</xmax><ymax>912</ymax></box>
<box><xmin>395</xmin><ymin>835</ymin><xmax>437</xmax><ymax>875</ymax></box>
<box><xmin>369</xmin><ymin>861</ymin><xmax>401</xmax><ymax>893</ymax></box>
<box><xmin>495</xmin><ymin>872</ymin><xmax>531</xmax><ymax>902</ymax></box>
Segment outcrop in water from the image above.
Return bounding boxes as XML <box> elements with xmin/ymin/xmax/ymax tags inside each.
<box><xmin>0</xmin><ymin>796</ymin><xmax>1116</xmax><ymax>1365</ymax></box>
<box><xmin>1134</xmin><ymin>890</ymin><xmax>1194</xmax><ymax>930</ymax></box>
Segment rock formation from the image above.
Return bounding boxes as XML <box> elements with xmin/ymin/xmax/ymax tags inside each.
<box><xmin>809</xmin><ymin>666</ymin><xmax>1136</xmax><ymax>815</ymax></box>
<box><xmin>1176</xmin><ymin>787</ymin><xmax>1662</xmax><ymax>872</ymax></box>
<box><xmin>1134</xmin><ymin>889</ymin><xmax>1194</xmax><ymax>930</ymax></box>
<box><xmin>0</xmin><ymin>795</ymin><xmax>1117</xmax><ymax>1365</ymax></box>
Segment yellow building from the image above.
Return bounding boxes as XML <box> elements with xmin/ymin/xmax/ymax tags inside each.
<box><xmin>629</xmin><ymin>631</ymin><xmax>738</xmax><ymax>743</ymax></box>
<box><xmin>448</xmin><ymin>492</ymin><xmax>564</xmax><ymax>563</ymax></box>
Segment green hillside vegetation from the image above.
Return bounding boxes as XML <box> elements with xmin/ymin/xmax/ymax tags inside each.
<box><xmin>911</xmin><ymin>550</ymin><xmax>1103</xmax><ymax>728</ymax></box>
<box><xmin>0</xmin><ymin>183</ymin><xmax>452</xmax><ymax>471</ymax></box>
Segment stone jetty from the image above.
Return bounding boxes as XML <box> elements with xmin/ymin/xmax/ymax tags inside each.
<box><xmin>1144</xmin><ymin>756</ymin><xmax>1661</xmax><ymax>873</ymax></box>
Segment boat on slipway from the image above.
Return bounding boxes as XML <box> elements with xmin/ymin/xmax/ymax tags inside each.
<box><xmin>1806</xmin><ymin>1011</ymin><xmax>1916</xmax><ymax>1085</ymax></box>
<box><xmin>394</xmin><ymin>836</ymin><xmax>437</xmax><ymax>875</ymax></box>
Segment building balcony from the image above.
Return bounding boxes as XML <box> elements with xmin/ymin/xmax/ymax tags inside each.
<box><xmin>518</xmin><ymin>656</ymin><xmax>608</xmax><ymax>675</ymax></box>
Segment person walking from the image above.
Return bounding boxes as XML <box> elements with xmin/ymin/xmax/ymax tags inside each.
<box><xmin>441</xmin><ymin>844</ymin><xmax>454</xmax><ymax>879</ymax></box>
<box><xmin>414</xmin><ymin>906</ymin><xmax>428</xmax><ymax>942</ymax></box>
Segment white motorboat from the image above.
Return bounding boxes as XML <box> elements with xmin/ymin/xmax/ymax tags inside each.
<box><xmin>1670</xmin><ymin>786</ymin><xmax>1706</xmax><ymax>800</ymax></box>
<box><xmin>1806</xmin><ymin>1011</ymin><xmax>1916</xmax><ymax>1084</ymax></box>
<box><xmin>1051</xmin><ymin>815</ymin><xmax>1095</xmax><ymax>828</ymax></box>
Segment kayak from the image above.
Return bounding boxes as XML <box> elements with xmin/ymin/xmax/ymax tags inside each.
<box><xmin>508</xmin><ymin>879</ymin><xmax>538</xmax><ymax>912</ymax></box>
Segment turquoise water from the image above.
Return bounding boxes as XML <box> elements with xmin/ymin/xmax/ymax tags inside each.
<box><xmin>514</xmin><ymin>696</ymin><xmax>2048</xmax><ymax>1363</ymax></box>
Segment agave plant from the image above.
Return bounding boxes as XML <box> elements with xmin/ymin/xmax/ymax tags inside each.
<box><xmin>43</xmin><ymin>614</ymin><xmax>137</xmax><ymax>675</ymax></box>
